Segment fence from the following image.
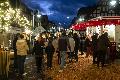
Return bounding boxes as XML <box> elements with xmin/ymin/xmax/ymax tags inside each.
<box><xmin>0</xmin><ymin>48</ymin><xmax>10</xmax><ymax>79</ymax></box>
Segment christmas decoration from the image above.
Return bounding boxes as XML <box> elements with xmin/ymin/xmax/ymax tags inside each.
<box><xmin>0</xmin><ymin>1</ymin><xmax>31</xmax><ymax>33</ymax></box>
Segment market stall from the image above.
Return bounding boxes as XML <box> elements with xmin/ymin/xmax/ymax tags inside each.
<box><xmin>72</xmin><ymin>16</ymin><xmax>120</xmax><ymax>42</ymax></box>
<box><xmin>71</xmin><ymin>16</ymin><xmax>120</xmax><ymax>60</ymax></box>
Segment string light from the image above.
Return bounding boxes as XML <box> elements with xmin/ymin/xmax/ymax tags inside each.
<box><xmin>0</xmin><ymin>1</ymin><xmax>32</xmax><ymax>32</ymax></box>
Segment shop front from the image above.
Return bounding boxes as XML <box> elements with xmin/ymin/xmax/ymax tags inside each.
<box><xmin>86</xmin><ymin>16</ymin><xmax>120</xmax><ymax>43</ymax></box>
<box><xmin>72</xmin><ymin>16</ymin><xmax>120</xmax><ymax>44</ymax></box>
<box><xmin>71</xmin><ymin>16</ymin><xmax>120</xmax><ymax>60</ymax></box>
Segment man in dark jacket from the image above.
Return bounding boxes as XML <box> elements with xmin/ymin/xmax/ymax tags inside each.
<box><xmin>13</xmin><ymin>33</ymin><xmax>19</xmax><ymax>71</ymax></box>
<box><xmin>45</xmin><ymin>38</ymin><xmax>55</xmax><ymax>69</ymax></box>
<box><xmin>97</xmin><ymin>32</ymin><xmax>110</xmax><ymax>67</ymax></box>
<box><xmin>33</xmin><ymin>35</ymin><xmax>45</xmax><ymax>72</ymax></box>
<box><xmin>73</xmin><ymin>33</ymin><xmax>80</xmax><ymax>62</ymax></box>
<box><xmin>79</xmin><ymin>34</ymin><xmax>84</xmax><ymax>55</ymax></box>
<box><xmin>58</xmin><ymin>31</ymin><xmax>71</xmax><ymax>70</ymax></box>
<box><xmin>92</xmin><ymin>33</ymin><xmax>98</xmax><ymax>64</ymax></box>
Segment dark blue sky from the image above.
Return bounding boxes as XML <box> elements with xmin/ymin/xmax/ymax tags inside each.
<box><xmin>21</xmin><ymin>0</ymin><xmax>98</xmax><ymax>28</ymax></box>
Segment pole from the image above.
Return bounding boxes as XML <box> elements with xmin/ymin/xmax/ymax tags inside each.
<box><xmin>32</xmin><ymin>13</ymin><xmax>35</xmax><ymax>30</ymax></box>
<box><xmin>31</xmin><ymin>11</ymin><xmax>35</xmax><ymax>47</ymax></box>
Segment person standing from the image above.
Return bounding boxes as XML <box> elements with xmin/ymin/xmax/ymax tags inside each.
<box><xmin>16</xmin><ymin>34</ymin><xmax>29</xmax><ymax>76</ymax></box>
<box><xmin>85</xmin><ymin>36</ymin><xmax>92</xmax><ymax>58</ymax></box>
<box><xmin>32</xmin><ymin>34</ymin><xmax>45</xmax><ymax>72</ymax></box>
<box><xmin>52</xmin><ymin>37</ymin><xmax>60</xmax><ymax>64</ymax></box>
<box><xmin>79</xmin><ymin>34</ymin><xmax>84</xmax><ymax>55</ymax></box>
<box><xmin>91</xmin><ymin>33</ymin><xmax>98</xmax><ymax>64</ymax></box>
<box><xmin>45</xmin><ymin>38</ymin><xmax>55</xmax><ymax>69</ymax></box>
<box><xmin>97</xmin><ymin>32</ymin><xmax>110</xmax><ymax>67</ymax></box>
<box><xmin>73</xmin><ymin>33</ymin><xmax>80</xmax><ymax>62</ymax></box>
<box><xmin>67</xmin><ymin>33</ymin><xmax>75</xmax><ymax>63</ymax></box>
<box><xmin>58</xmin><ymin>31</ymin><xmax>71</xmax><ymax>71</ymax></box>
<box><xmin>13</xmin><ymin>33</ymin><xmax>19</xmax><ymax>71</ymax></box>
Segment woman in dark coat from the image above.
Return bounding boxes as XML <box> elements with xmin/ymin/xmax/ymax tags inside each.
<box><xmin>45</xmin><ymin>38</ymin><xmax>55</xmax><ymax>68</ymax></box>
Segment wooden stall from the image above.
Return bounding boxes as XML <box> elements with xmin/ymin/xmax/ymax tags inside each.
<box><xmin>0</xmin><ymin>48</ymin><xmax>10</xmax><ymax>79</ymax></box>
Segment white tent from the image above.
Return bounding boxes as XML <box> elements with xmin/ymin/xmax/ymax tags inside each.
<box><xmin>33</xmin><ymin>26</ymin><xmax>46</xmax><ymax>36</ymax></box>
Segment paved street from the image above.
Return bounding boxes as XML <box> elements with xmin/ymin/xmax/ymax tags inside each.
<box><xmin>1</xmin><ymin>0</ymin><xmax>120</xmax><ymax>80</ymax></box>
<box><xmin>8</xmin><ymin>53</ymin><xmax>120</xmax><ymax>80</ymax></box>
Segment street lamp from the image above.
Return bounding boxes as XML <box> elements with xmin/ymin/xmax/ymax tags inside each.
<box><xmin>110</xmin><ymin>0</ymin><xmax>117</xmax><ymax>6</ymax></box>
<box><xmin>59</xmin><ymin>22</ymin><xmax>61</xmax><ymax>25</ymax></box>
<box><xmin>37</xmin><ymin>14</ymin><xmax>41</xmax><ymax>18</ymax></box>
<box><xmin>77</xmin><ymin>16</ymin><xmax>84</xmax><ymax>23</ymax></box>
<box><xmin>36</xmin><ymin>14</ymin><xmax>42</xmax><ymax>29</ymax></box>
<box><xmin>32</xmin><ymin>10</ymin><xmax>42</xmax><ymax>30</ymax></box>
<box><xmin>67</xmin><ymin>16</ymin><xmax>70</xmax><ymax>19</ymax></box>
<box><xmin>36</xmin><ymin>10</ymin><xmax>42</xmax><ymax>28</ymax></box>
<box><xmin>31</xmin><ymin>11</ymin><xmax>35</xmax><ymax>30</ymax></box>
<box><xmin>78</xmin><ymin>18</ymin><xmax>84</xmax><ymax>22</ymax></box>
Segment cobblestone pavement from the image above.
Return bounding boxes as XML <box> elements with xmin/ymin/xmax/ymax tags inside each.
<box><xmin>8</xmin><ymin>53</ymin><xmax>120</xmax><ymax>80</ymax></box>
<box><xmin>8</xmin><ymin>55</ymin><xmax>45</xmax><ymax>80</ymax></box>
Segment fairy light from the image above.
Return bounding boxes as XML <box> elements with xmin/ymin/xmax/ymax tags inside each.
<box><xmin>0</xmin><ymin>1</ymin><xmax>32</xmax><ymax>33</ymax></box>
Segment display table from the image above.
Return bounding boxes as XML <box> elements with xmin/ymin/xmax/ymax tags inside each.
<box><xmin>0</xmin><ymin>48</ymin><xmax>10</xmax><ymax>79</ymax></box>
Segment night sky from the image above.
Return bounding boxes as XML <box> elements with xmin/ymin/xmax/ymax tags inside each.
<box><xmin>21</xmin><ymin>0</ymin><xmax>98</xmax><ymax>28</ymax></box>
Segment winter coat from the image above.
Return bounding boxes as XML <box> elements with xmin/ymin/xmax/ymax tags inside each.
<box><xmin>67</xmin><ymin>37</ymin><xmax>75</xmax><ymax>52</ymax></box>
<box><xmin>58</xmin><ymin>36</ymin><xmax>70</xmax><ymax>51</ymax></box>
<box><xmin>97</xmin><ymin>34</ymin><xmax>110</xmax><ymax>51</ymax></box>
<box><xmin>73</xmin><ymin>35</ymin><xmax>80</xmax><ymax>50</ymax></box>
<box><xmin>16</xmin><ymin>39</ymin><xmax>29</xmax><ymax>56</ymax></box>
<box><xmin>91</xmin><ymin>35</ymin><xmax>98</xmax><ymax>47</ymax></box>
<box><xmin>52</xmin><ymin>38</ymin><xmax>58</xmax><ymax>52</ymax></box>
<box><xmin>45</xmin><ymin>43</ymin><xmax>55</xmax><ymax>54</ymax></box>
<box><xmin>13</xmin><ymin>37</ymin><xmax>18</xmax><ymax>51</ymax></box>
<box><xmin>33</xmin><ymin>40</ymin><xmax>44</xmax><ymax>56</ymax></box>
<box><xmin>85</xmin><ymin>38</ymin><xmax>91</xmax><ymax>47</ymax></box>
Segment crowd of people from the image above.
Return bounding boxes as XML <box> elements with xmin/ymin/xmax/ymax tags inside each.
<box><xmin>12</xmin><ymin>31</ymin><xmax>113</xmax><ymax>77</ymax></box>
<box><xmin>32</xmin><ymin>31</ymin><xmax>112</xmax><ymax>71</ymax></box>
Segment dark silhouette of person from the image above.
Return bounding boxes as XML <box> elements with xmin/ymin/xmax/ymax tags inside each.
<box><xmin>85</xmin><ymin>36</ymin><xmax>92</xmax><ymax>58</ymax></box>
<box><xmin>16</xmin><ymin>34</ymin><xmax>29</xmax><ymax>76</ymax></box>
<box><xmin>73</xmin><ymin>33</ymin><xmax>80</xmax><ymax>62</ymax></box>
<box><xmin>91</xmin><ymin>33</ymin><xmax>98</xmax><ymax>64</ymax></box>
<box><xmin>32</xmin><ymin>35</ymin><xmax>45</xmax><ymax>72</ymax></box>
<box><xmin>58</xmin><ymin>31</ymin><xmax>71</xmax><ymax>69</ymax></box>
<box><xmin>13</xmin><ymin>33</ymin><xmax>19</xmax><ymax>71</ymax></box>
<box><xmin>79</xmin><ymin>34</ymin><xmax>84</xmax><ymax>55</ymax></box>
<box><xmin>97</xmin><ymin>32</ymin><xmax>110</xmax><ymax>67</ymax></box>
<box><xmin>45</xmin><ymin>38</ymin><xmax>55</xmax><ymax>68</ymax></box>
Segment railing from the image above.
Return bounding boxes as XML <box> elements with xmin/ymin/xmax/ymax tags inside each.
<box><xmin>0</xmin><ymin>48</ymin><xmax>10</xmax><ymax>79</ymax></box>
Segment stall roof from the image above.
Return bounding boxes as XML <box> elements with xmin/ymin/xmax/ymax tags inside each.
<box><xmin>72</xmin><ymin>16</ymin><xmax>120</xmax><ymax>30</ymax></box>
<box><xmin>90</xmin><ymin>16</ymin><xmax>120</xmax><ymax>21</ymax></box>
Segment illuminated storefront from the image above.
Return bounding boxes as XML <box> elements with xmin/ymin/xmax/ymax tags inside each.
<box><xmin>72</xmin><ymin>16</ymin><xmax>120</xmax><ymax>43</ymax></box>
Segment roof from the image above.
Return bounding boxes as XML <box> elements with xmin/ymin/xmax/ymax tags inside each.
<box><xmin>89</xmin><ymin>16</ymin><xmax>120</xmax><ymax>21</ymax></box>
<box><xmin>71</xmin><ymin>16</ymin><xmax>120</xmax><ymax>30</ymax></box>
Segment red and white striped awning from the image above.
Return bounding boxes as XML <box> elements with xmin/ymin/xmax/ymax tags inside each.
<box><xmin>71</xmin><ymin>16</ymin><xmax>120</xmax><ymax>30</ymax></box>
